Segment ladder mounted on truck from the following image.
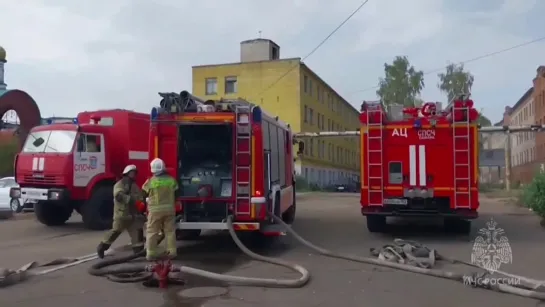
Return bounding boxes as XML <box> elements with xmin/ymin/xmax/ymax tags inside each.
<box><xmin>234</xmin><ymin>104</ymin><xmax>252</xmax><ymax>215</ymax></box>
<box><xmin>452</xmin><ymin>102</ymin><xmax>472</xmax><ymax>209</ymax></box>
<box><xmin>362</xmin><ymin>101</ymin><xmax>385</xmax><ymax>206</ymax></box>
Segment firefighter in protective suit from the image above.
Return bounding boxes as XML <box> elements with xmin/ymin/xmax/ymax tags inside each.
<box><xmin>96</xmin><ymin>165</ymin><xmax>145</xmax><ymax>258</ymax></box>
<box><xmin>141</xmin><ymin>158</ymin><xmax>178</xmax><ymax>260</ymax></box>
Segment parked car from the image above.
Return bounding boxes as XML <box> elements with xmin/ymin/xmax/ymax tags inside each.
<box><xmin>331</xmin><ymin>182</ymin><xmax>359</xmax><ymax>193</ymax></box>
<box><xmin>0</xmin><ymin>176</ymin><xmax>32</xmax><ymax>216</ymax></box>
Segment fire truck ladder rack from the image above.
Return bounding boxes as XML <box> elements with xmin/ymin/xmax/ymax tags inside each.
<box><xmin>235</xmin><ymin>104</ymin><xmax>252</xmax><ymax>215</ymax></box>
<box><xmin>294</xmin><ymin>124</ymin><xmax>545</xmax><ymax>139</ymax></box>
<box><xmin>365</xmin><ymin>105</ymin><xmax>384</xmax><ymax>206</ymax></box>
<box><xmin>452</xmin><ymin>105</ymin><xmax>471</xmax><ymax>209</ymax></box>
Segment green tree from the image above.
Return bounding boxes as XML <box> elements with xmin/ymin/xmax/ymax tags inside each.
<box><xmin>377</xmin><ymin>56</ymin><xmax>425</xmax><ymax>107</ymax></box>
<box><xmin>437</xmin><ymin>63</ymin><xmax>474</xmax><ymax>102</ymax></box>
<box><xmin>0</xmin><ymin>139</ymin><xmax>19</xmax><ymax>177</ymax></box>
<box><xmin>437</xmin><ymin>63</ymin><xmax>492</xmax><ymax>126</ymax></box>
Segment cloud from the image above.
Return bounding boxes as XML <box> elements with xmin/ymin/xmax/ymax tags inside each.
<box><xmin>0</xmin><ymin>0</ymin><xmax>543</xmax><ymax>124</ymax></box>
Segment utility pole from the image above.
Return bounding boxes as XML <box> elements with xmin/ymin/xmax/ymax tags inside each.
<box><xmin>504</xmin><ymin>133</ymin><xmax>512</xmax><ymax>191</ymax></box>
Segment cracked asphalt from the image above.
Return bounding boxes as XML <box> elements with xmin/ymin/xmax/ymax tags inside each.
<box><xmin>1</xmin><ymin>192</ymin><xmax>544</xmax><ymax>307</ymax></box>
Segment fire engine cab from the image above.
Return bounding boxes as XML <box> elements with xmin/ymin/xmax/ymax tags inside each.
<box><xmin>11</xmin><ymin>110</ymin><xmax>150</xmax><ymax>230</ymax></box>
<box><xmin>147</xmin><ymin>91</ymin><xmax>298</xmax><ymax>239</ymax></box>
<box><xmin>359</xmin><ymin>96</ymin><xmax>480</xmax><ymax>233</ymax></box>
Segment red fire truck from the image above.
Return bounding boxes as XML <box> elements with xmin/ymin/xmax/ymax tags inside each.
<box><xmin>147</xmin><ymin>91</ymin><xmax>298</xmax><ymax>239</ymax></box>
<box><xmin>10</xmin><ymin>109</ymin><xmax>150</xmax><ymax>230</ymax></box>
<box><xmin>359</xmin><ymin>97</ymin><xmax>480</xmax><ymax>233</ymax></box>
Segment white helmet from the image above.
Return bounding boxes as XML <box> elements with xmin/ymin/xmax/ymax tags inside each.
<box><xmin>150</xmin><ymin>158</ymin><xmax>166</xmax><ymax>174</ymax></box>
<box><xmin>122</xmin><ymin>164</ymin><xmax>137</xmax><ymax>175</ymax></box>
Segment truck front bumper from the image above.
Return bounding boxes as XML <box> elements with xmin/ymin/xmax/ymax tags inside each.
<box><xmin>11</xmin><ymin>187</ymin><xmax>69</xmax><ymax>202</ymax></box>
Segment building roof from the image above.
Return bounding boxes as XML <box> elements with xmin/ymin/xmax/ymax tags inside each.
<box><xmin>240</xmin><ymin>38</ymin><xmax>279</xmax><ymax>47</ymax></box>
<box><xmin>299</xmin><ymin>62</ymin><xmax>360</xmax><ymax>116</ymax></box>
<box><xmin>192</xmin><ymin>57</ymin><xmax>300</xmax><ymax>69</ymax></box>
<box><xmin>506</xmin><ymin>87</ymin><xmax>534</xmax><ymax>115</ymax></box>
<box><xmin>193</xmin><ymin>58</ymin><xmax>360</xmax><ymax>116</ymax></box>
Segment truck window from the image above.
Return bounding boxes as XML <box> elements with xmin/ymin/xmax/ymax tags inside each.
<box><xmin>388</xmin><ymin>161</ymin><xmax>403</xmax><ymax>184</ymax></box>
<box><xmin>77</xmin><ymin>134</ymin><xmax>102</xmax><ymax>152</ymax></box>
<box><xmin>22</xmin><ymin>130</ymin><xmax>77</xmax><ymax>153</ymax></box>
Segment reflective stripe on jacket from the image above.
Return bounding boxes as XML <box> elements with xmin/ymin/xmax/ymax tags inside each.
<box><xmin>142</xmin><ymin>174</ymin><xmax>178</xmax><ymax>213</ymax></box>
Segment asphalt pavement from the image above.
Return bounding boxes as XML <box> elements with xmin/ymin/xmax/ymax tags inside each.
<box><xmin>1</xmin><ymin>192</ymin><xmax>544</xmax><ymax>307</ymax></box>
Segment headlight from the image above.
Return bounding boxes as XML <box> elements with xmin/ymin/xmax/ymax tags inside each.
<box><xmin>220</xmin><ymin>180</ymin><xmax>232</xmax><ymax>197</ymax></box>
<box><xmin>48</xmin><ymin>191</ymin><xmax>61</xmax><ymax>200</ymax></box>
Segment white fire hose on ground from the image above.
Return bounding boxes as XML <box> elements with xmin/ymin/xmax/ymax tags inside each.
<box><xmin>2</xmin><ymin>212</ymin><xmax>545</xmax><ymax>300</ymax></box>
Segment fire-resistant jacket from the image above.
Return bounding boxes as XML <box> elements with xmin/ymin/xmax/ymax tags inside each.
<box><xmin>113</xmin><ymin>177</ymin><xmax>142</xmax><ymax>220</ymax></box>
<box><xmin>141</xmin><ymin>174</ymin><xmax>178</xmax><ymax>213</ymax></box>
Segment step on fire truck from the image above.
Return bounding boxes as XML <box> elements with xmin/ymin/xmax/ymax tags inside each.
<box><xmin>146</xmin><ymin>91</ymin><xmax>298</xmax><ymax>239</ymax></box>
<box><xmin>359</xmin><ymin>97</ymin><xmax>480</xmax><ymax>233</ymax></box>
<box><xmin>10</xmin><ymin>110</ymin><xmax>150</xmax><ymax>230</ymax></box>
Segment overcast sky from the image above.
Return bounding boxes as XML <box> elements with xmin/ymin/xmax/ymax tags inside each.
<box><xmin>1</xmin><ymin>0</ymin><xmax>543</xmax><ymax>123</ymax></box>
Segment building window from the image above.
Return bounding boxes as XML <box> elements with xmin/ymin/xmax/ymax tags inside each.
<box><xmin>309</xmin><ymin>80</ymin><xmax>313</xmax><ymax>96</ymax></box>
<box><xmin>225</xmin><ymin>76</ymin><xmax>237</xmax><ymax>94</ymax></box>
<box><xmin>317</xmin><ymin>86</ymin><xmax>321</xmax><ymax>101</ymax></box>
<box><xmin>205</xmin><ymin>78</ymin><xmax>217</xmax><ymax>95</ymax></box>
<box><xmin>304</xmin><ymin>105</ymin><xmax>308</xmax><ymax>122</ymax></box>
<box><xmin>317</xmin><ymin>112</ymin><xmax>321</xmax><ymax>128</ymax></box>
<box><xmin>309</xmin><ymin>108</ymin><xmax>314</xmax><ymax>125</ymax></box>
<box><xmin>304</xmin><ymin>75</ymin><xmax>309</xmax><ymax>93</ymax></box>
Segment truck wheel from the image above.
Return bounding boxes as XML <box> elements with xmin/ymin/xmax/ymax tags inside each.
<box><xmin>176</xmin><ymin>229</ymin><xmax>201</xmax><ymax>240</ymax></box>
<box><xmin>366</xmin><ymin>215</ymin><xmax>387</xmax><ymax>233</ymax></box>
<box><xmin>81</xmin><ymin>186</ymin><xmax>114</xmax><ymax>230</ymax></box>
<box><xmin>282</xmin><ymin>188</ymin><xmax>296</xmax><ymax>224</ymax></box>
<box><xmin>34</xmin><ymin>201</ymin><xmax>72</xmax><ymax>226</ymax></box>
<box><xmin>444</xmin><ymin>218</ymin><xmax>471</xmax><ymax>234</ymax></box>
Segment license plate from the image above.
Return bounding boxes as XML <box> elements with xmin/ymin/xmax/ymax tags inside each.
<box><xmin>383</xmin><ymin>198</ymin><xmax>408</xmax><ymax>205</ymax></box>
<box><xmin>337</xmin><ymin>187</ymin><xmax>345</xmax><ymax>190</ymax></box>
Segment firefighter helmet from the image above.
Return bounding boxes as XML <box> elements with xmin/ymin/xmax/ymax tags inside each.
<box><xmin>122</xmin><ymin>164</ymin><xmax>137</xmax><ymax>175</ymax></box>
<box><xmin>150</xmin><ymin>158</ymin><xmax>166</xmax><ymax>174</ymax></box>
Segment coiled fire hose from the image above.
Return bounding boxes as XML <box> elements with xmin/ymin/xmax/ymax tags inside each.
<box><xmin>88</xmin><ymin>215</ymin><xmax>311</xmax><ymax>288</ymax></box>
<box><xmin>87</xmin><ymin>212</ymin><xmax>545</xmax><ymax>300</ymax></box>
<box><xmin>3</xmin><ymin>212</ymin><xmax>545</xmax><ymax>301</ymax></box>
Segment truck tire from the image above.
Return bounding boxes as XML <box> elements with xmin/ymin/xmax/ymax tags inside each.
<box><xmin>366</xmin><ymin>215</ymin><xmax>387</xmax><ymax>233</ymax></box>
<box><xmin>34</xmin><ymin>201</ymin><xmax>72</xmax><ymax>226</ymax></box>
<box><xmin>81</xmin><ymin>186</ymin><xmax>114</xmax><ymax>230</ymax></box>
<box><xmin>444</xmin><ymin>218</ymin><xmax>471</xmax><ymax>234</ymax></box>
<box><xmin>282</xmin><ymin>187</ymin><xmax>296</xmax><ymax>224</ymax></box>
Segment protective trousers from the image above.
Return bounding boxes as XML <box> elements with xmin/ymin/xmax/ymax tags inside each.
<box><xmin>102</xmin><ymin>217</ymin><xmax>144</xmax><ymax>251</ymax></box>
<box><xmin>145</xmin><ymin>211</ymin><xmax>176</xmax><ymax>260</ymax></box>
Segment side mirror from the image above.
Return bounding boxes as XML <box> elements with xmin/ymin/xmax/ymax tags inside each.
<box><xmin>32</xmin><ymin>138</ymin><xmax>45</xmax><ymax>147</ymax></box>
<box><xmin>297</xmin><ymin>141</ymin><xmax>305</xmax><ymax>155</ymax></box>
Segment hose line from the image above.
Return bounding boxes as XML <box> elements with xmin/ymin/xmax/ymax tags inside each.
<box><xmin>88</xmin><ymin>215</ymin><xmax>311</xmax><ymax>288</ymax></box>
<box><xmin>88</xmin><ymin>212</ymin><xmax>545</xmax><ymax>300</ymax></box>
<box><xmin>265</xmin><ymin>213</ymin><xmax>545</xmax><ymax>301</ymax></box>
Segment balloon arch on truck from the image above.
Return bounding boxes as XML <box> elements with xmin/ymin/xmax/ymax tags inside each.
<box><xmin>0</xmin><ymin>89</ymin><xmax>42</xmax><ymax>146</ymax></box>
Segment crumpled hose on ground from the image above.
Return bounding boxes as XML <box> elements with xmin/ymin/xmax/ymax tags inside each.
<box><xmin>0</xmin><ymin>253</ymin><xmax>106</xmax><ymax>288</ymax></box>
<box><xmin>88</xmin><ymin>215</ymin><xmax>310</xmax><ymax>288</ymax></box>
<box><xmin>266</xmin><ymin>213</ymin><xmax>545</xmax><ymax>301</ymax></box>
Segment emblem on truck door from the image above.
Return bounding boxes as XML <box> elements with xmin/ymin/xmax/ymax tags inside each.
<box><xmin>89</xmin><ymin>156</ymin><xmax>97</xmax><ymax>169</ymax></box>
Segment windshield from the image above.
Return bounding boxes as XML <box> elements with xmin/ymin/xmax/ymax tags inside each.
<box><xmin>22</xmin><ymin>130</ymin><xmax>77</xmax><ymax>153</ymax></box>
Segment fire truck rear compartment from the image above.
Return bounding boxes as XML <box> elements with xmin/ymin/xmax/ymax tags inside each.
<box><xmin>178</xmin><ymin>123</ymin><xmax>234</xmax><ymax>222</ymax></box>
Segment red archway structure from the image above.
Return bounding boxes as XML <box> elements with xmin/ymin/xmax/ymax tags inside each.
<box><xmin>0</xmin><ymin>89</ymin><xmax>41</xmax><ymax>146</ymax></box>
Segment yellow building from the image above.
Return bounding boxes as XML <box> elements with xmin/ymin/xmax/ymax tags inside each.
<box><xmin>192</xmin><ymin>38</ymin><xmax>360</xmax><ymax>186</ymax></box>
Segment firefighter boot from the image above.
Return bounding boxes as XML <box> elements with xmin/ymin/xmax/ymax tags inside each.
<box><xmin>96</xmin><ymin>242</ymin><xmax>111</xmax><ymax>259</ymax></box>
